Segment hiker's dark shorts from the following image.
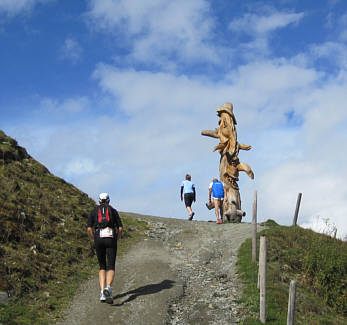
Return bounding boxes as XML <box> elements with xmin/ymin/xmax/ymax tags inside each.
<box><xmin>184</xmin><ymin>193</ymin><xmax>194</xmax><ymax>207</ymax></box>
<box><xmin>94</xmin><ymin>231</ymin><xmax>118</xmax><ymax>270</ymax></box>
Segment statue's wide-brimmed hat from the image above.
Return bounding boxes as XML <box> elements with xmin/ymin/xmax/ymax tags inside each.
<box><xmin>216</xmin><ymin>102</ymin><xmax>237</xmax><ymax>124</ymax></box>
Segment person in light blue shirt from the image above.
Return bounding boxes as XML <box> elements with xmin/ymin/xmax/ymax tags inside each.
<box><xmin>180</xmin><ymin>174</ymin><xmax>196</xmax><ymax>220</ymax></box>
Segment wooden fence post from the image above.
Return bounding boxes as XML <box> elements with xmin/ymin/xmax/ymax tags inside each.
<box><xmin>292</xmin><ymin>193</ymin><xmax>302</xmax><ymax>226</ymax></box>
<box><xmin>287</xmin><ymin>280</ymin><xmax>297</xmax><ymax>325</ymax></box>
<box><xmin>252</xmin><ymin>190</ymin><xmax>257</xmax><ymax>262</ymax></box>
<box><xmin>259</xmin><ymin>236</ymin><xmax>267</xmax><ymax>323</ymax></box>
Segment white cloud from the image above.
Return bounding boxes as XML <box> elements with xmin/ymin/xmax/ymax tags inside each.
<box><xmin>325</xmin><ymin>11</ymin><xmax>347</xmax><ymax>40</ymax></box>
<box><xmin>251</xmin><ymin>72</ymin><xmax>347</xmax><ymax>239</ymax></box>
<box><xmin>259</xmin><ymin>161</ymin><xmax>347</xmax><ymax>239</ymax></box>
<box><xmin>310</xmin><ymin>42</ymin><xmax>347</xmax><ymax>69</ymax></box>
<box><xmin>93</xmin><ymin>64</ymin><xmax>219</xmax><ymax>115</ymax></box>
<box><xmin>338</xmin><ymin>12</ymin><xmax>347</xmax><ymax>40</ymax></box>
<box><xmin>327</xmin><ymin>0</ymin><xmax>341</xmax><ymax>6</ymax></box>
<box><xmin>301</xmin><ymin>80</ymin><xmax>347</xmax><ymax>142</ymax></box>
<box><xmin>60</xmin><ymin>38</ymin><xmax>83</xmax><ymax>64</ymax></box>
<box><xmin>65</xmin><ymin>158</ymin><xmax>99</xmax><ymax>176</ymax></box>
<box><xmin>306</xmin><ymin>12</ymin><xmax>347</xmax><ymax>70</ymax></box>
<box><xmin>86</xmin><ymin>0</ymin><xmax>219</xmax><ymax>65</ymax></box>
<box><xmin>0</xmin><ymin>0</ymin><xmax>52</xmax><ymax>16</ymax></box>
<box><xmin>40</xmin><ymin>96</ymin><xmax>90</xmax><ymax>114</ymax></box>
<box><xmin>301</xmin><ymin>216</ymin><xmax>340</xmax><ymax>239</ymax></box>
<box><xmin>229</xmin><ymin>10</ymin><xmax>304</xmax><ymax>54</ymax></box>
<box><xmin>93</xmin><ymin>59</ymin><xmax>319</xmax><ymax>129</ymax></box>
<box><xmin>229</xmin><ymin>12</ymin><xmax>303</xmax><ymax>35</ymax></box>
<box><xmin>340</xmin><ymin>30</ymin><xmax>347</xmax><ymax>41</ymax></box>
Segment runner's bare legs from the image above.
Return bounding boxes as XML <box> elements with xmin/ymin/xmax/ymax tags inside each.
<box><xmin>214</xmin><ymin>199</ymin><xmax>220</xmax><ymax>221</ymax></box>
<box><xmin>99</xmin><ymin>270</ymin><xmax>106</xmax><ymax>291</ymax></box>
<box><xmin>219</xmin><ymin>201</ymin><xmax>223</xmax><ymax>222</ymax></box>
<box><xmin>106</xmin><ymin>270</ymin><xmax>115</xmax><ymax>287</ymax></box>
<box><xmin>213</xmin><ymin>199</ymin><xmax>223</xmax><ymax>223</ymax></box>
<box><xmin>99</xmin><ymin>270</ymin><xmax>115</xmax><ymax>290</ymax></box>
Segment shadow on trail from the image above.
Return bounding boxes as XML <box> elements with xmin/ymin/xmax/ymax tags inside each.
<box><xmin>113</xmin><ymin>279</ymin><xmax>176</xmax><ymax>306</ymax></box>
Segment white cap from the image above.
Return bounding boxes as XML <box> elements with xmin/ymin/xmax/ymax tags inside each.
<box><xmin>99</xmin><ymin>193</ymin><xmax>110</xmax><ymax>203</ymax></box>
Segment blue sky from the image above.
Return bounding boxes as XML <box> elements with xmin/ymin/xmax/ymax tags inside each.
<box><xmin>1</xmin><ymin>0</ymin><xmax>347</xmax><ymax>238</ymax></box>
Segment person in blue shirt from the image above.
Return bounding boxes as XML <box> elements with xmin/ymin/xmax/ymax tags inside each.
<box><xmin>208</xmin><ymin>178</ymin><xmax>227</xmax><ymax>224</ymax></box>
<box><xmin>180</xmin><ymin>174</ymin><xmax>196</xmax><ymax>220</ymax></box>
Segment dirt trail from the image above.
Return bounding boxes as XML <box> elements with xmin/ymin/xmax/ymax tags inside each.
<box><xmin>58</xmin><ymin>215</ymin><xmax>264</xmax><ymax>325</ymax></box>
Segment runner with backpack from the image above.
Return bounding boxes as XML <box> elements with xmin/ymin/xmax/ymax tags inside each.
<box><xmin>87</xmin><ymin>193</ymin><xmax>123</xmax><ymax>304</ymax></box>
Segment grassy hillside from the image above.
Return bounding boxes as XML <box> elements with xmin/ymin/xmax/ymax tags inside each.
<box><xmin>237</xmin><ymin>220</ymin><xmax>347</xmax><ymax>324</ymax></box>
<box><xmin>0</xmin><ymin>130</ymin><xmax>148</xmax><ymax>324</ymax></box>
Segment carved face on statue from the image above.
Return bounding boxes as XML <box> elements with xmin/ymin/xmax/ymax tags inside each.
<box><xmin>216</xmin><ymin>102</ymin><xmax>237</xmax><ymax>125</ymax></box>
<box><xmin>218</xmin><ymin>112</ymin><xmax>236</xmax><ymax>141</ymax></box>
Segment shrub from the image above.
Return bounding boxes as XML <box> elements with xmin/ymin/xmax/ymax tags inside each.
<box><xmin>238</xmin><ymin>223</ymin><xmax>347</xmax><ymax>324</ymax></box>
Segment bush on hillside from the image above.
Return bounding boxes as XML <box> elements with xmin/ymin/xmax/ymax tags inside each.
<box><xmin>265</xmin><ymin>225</ymin><xmax>346</xmax><ymax>314</ymax></box>
<box><xmin>0</xmin><ymin>130</ymin><xmax>96</xmax><ymax>297</ymax></box>
<box><xmin>238</xmin><ymin>223</ymin><xmax>346</xmax><ymax>324</ymax></box>
<box><xmin>0</xmin><ymin>130</ymin><xmax>149</xmax><ymax>324</ymax></box>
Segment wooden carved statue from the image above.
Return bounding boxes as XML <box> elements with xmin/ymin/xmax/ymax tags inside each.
<box><xmin>202</xmin><ymin>102</ymin><xmax>254</xmax><ymax>222</ymax></box>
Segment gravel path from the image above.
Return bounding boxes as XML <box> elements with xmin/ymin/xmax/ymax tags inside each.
<box><xmin>58</xmin><ymin>215</ymin><xmax>264</xmax><ymax>325</ymax></box>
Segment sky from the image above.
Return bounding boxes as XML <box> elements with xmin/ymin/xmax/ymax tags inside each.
<box><xmin>0</xmin><ymin>0</ymin><xmax>346</xmax><ymax>239</ymax></box>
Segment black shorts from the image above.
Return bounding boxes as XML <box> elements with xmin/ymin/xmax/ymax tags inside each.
<box><xmin>94</xmin><ymin>230</ymin><xmax>118</xmax><ymax>270</ymax></box>
<box><xmin>184</xmin><ymin>193</ymin><xmax>194</xmax><ymax>207</ymax></box>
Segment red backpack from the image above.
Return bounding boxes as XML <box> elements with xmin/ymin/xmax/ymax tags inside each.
<box><xmin>97</xmin><ymin>205</ymin><xmax>111</xmax><ymax>228</ymax></box>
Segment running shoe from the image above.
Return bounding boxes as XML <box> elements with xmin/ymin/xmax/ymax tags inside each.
<box><xmin>100</xmin><ymin>291</ymin><xmax>106</xmax><ymax>303</ymax></box>
<box><xmin>189</xmin><ymin>212</ymin><xmax>195</xmax><ymax>220</ymax></box>
<box><xmin>103</xmin><ymin>286</ymin><xmax>113</xmax><ymax>304</ymax></box>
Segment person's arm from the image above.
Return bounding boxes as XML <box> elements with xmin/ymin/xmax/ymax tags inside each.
<box><xmin>223</xmin><ymin>185</ymin><xmax>228</xmax><ymax>201</ymax></box>
<box><xmin>87</xmin><ymin>209</ymin><xmax>95</xmax><ymax>239</ymax></box>
<box><xmin>117</xmin><ymin>226</ymin><xmax>123</xmax><ymax>240</ymax></box>
<box><xmin>112</xmin><ymin>207</ymin><xmax>123</xmax><ymax>240</ymax></box>
<box><xmin>193</xmin><ymin>186</ymin><xmax>196</xmax><ymax>202</ymax></box>
<box><xmin>180</xmin><ymin>186</ymin><xmax>183</xmax><ymax>201</ymax></box>
<box><xmin>87</xmin><ymin>227</ymin><xmax>94</xmax><ymax>239</ymax></box>
<box><xmin>209</xmin><ymin>187</ymin><xmax>212</xmax><ymax>202</ymax></box>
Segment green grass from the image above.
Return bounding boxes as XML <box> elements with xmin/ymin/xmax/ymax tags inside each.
<box><xmin>237</xmin><ymin>220</ymin><xmax>347</xmax><ymax>324</ymax></box>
